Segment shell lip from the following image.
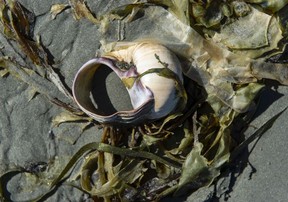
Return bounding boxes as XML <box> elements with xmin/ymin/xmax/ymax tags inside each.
<box><xmin>72</xmin><ymin>57</ymin><xmax>155</xmax><ymax>125</ymax></box>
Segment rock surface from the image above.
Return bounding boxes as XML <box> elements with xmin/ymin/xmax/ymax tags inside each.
<box><xmin>0</xmin><ymin>1</ymin><xmax>287</xmax><ymax>201</ymax></box>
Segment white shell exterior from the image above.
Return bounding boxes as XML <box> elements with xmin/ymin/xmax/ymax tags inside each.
<box><xmin>73</xmin><ymin>42</ymin><xmax>185</xmax><ymax>125</ymax></box>
<box><xmin>107</xmin><ymin>43</ymin><xmax>184</xmax><ymax>120</ymax></box>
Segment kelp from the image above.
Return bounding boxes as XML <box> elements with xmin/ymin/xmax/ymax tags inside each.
<box><xmin>68</xmin><ymin>0</ymin><xmax>100</xmax><ymax>24</ymax></box>
<box><xmin>1</xmin><ymin>0</ymin><xmax>288</xmax><ymax>201</ymax></box>
<box><xmin>189</xmin><ymin>0</ymin><xmax>288</xmax><ymax>30</ymax></box>
<box><xmin>52</xmin><ymin>111</ymin><xmax>93</xmax><ymax>127</ymax></box>
<box><xmin>189</xmin><ymin>0</ymin><xmax>253</xmax><ymax>29</ymax></box>
<box><xmin>109</xmin><ymin>3</ymin><xmax>150</xmax><ymax>22</ymax></box>
<box><xmin>1</xmin><ymin>106</ymin><xmax>285</xmax><ymax>201</ymax></box>
<box><xmin>278</xmin><ymin>3</ymin><xmax>288</xmax><ymax>38</ymax></box>
<box><xmin>148</xmin><ymin>0</ymin><xmax>190</xmax><ymax>25</ymax></box>
<box><xmin>245</xmin><ymin>0</ymin><xmax>288</xmax><ymax>13</ymax></box>
<box><xmin>0</xmin><ymin>67</ymin><xmax>9</xmax><ymax>77</ymax></box>
<box><xmin>50</xmin><ymin>4</ymin><xmax>70</xmax><ymax>19</ymax></box>
<box><xmin>212</xmin><ymin>6</ymin><xmax>283</xmax><ymax>59</ymax></box>
<box><xmin>0</xmin><ymin>56</ymin><xmax>83</xmax><ymax>115</ymax></box>
<box><xmin>0</xmin><ymin>0</ymin><xmax>49</xmax><ymax>67</ymax></box>
<box><xmin>51</xmin><ymin>1</ymin><xmax>101</xmax><ymax>24</ymax></box>
<box><xmin>0</xmin><ymin>0</ymin><xmax>83</xmax><ymax>114</ymax></box>
<box><xmin>190</xmin><ymin>0</ymin><xmax>231</xmax><ymax>28</ymax></box>
<box><xmin>0</xmin><ymin>56</ymin><xmax>60</xmax><ymax>100</ymax></box>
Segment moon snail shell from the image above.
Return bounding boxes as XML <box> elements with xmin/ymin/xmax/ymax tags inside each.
<box><xmin>72</xmin><ymin>42</ymin><xmax>187</xmax><ymax>125</ymax></box>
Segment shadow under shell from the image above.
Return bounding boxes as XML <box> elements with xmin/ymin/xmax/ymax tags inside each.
<box><xmin>90</xmin><ymin>65</ymin><xmax>133</xmax><ymax>116</ymax></box>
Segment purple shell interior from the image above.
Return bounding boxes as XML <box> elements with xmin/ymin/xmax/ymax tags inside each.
<box><xmin>72</xmin><ymin>57</ymin><xmax>155</xmax><ymax>125</ymax></box>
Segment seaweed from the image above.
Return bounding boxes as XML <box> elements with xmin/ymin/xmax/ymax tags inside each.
<box><xmin>1</xmin><ymin>0</ymin><xmax>288</xmax><ymax>201</ymax></box>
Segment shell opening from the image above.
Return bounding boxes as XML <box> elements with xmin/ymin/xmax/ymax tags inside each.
<box><xmin>72</xmin><ymin>58</ymin><xmax>155</xmax><ymax>124</ymax></box>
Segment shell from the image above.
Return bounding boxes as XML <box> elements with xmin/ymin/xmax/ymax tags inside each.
<box><xmin>72</xmin><ymin>42</ymin><xmax>186</xmax><ymax>125</ymax></box>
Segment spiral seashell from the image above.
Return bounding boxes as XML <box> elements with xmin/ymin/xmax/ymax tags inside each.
<box><xmin>72</xmin><ymin>42</ymin><xmax>187</xmax><ymax>125</ymax></box>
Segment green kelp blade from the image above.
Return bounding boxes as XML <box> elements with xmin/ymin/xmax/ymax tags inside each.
<box><xmin>191</xmin><ymin>0</ymin><xmax>226</xmax><ymax>28</ymax></box>
<box><xmin>213</xmin><ymin>6</ymin><xmax>270</xmax><ymax>49</ymax></box>
<box><xmin>52</xmin><ymin>111</ymin><xmax>93</xmax><ymax>127</ymax></box>
<box><xmin>145</xmin><ymin>113</ymin><xmax>182</xmax><ymax>136</ymax></box>
<box><xmin>250</xmin><ymin>60</ymin><xmax>288</xmax><ymax>85</ymax></box>
<box><xmin>121</xmin><ymin>76</ymin><xmax>137</xmax><ymax>89</ymax></box>
<box><xmin>0</xmin><ymin>0</ymin><xmax>13</xmax><ymax>38</ymax></box>
<box><xmin>8</xmin><ymin>0</ymin><xmax>33</xmax><ymax>36</ymax></box>
<box><xmin>168</xmin><ymin>122</ymin><xmax>194</xmax><ymax>155</ymax></box>
<box><xmin>89</xmin><ymin>160</ymin><xmax>146</xmax><ymax>197</ymax></box>
<box><xmin>245</xmin><ymin>0</ymin><xmax>288</xmax><ymax>13</ymax></box>
<box><xmin>147</xmin><ymin>0</ymin><xmax>190</xmax><ymax>25</ymax></box>
<box><xmin>278</xmin><ymin>4</ymin><xmax>288</xmax><ymax>38</ymax></box>
<box><xmin>209</xmin><ymin>125</ymin><xmax>232</xmax><ymax>168</ymax></box>
<box><xmin>207</xmin><ymin>82</ymin><xmax>263</xmax><ymax>116</ymax></box>
<box><xmin>175</xmin><ymin>116</ymin><xmax>232</xmax><ymax>197</ymax></box>
<box><xmin>175</xmin><ymin>142</ymin><xmax>211</xmax><ymax>196</ymax></box>
<box><xmin>203</xmin><ymin>109</ymin><xmax>235</xmax><ymax>157</ymax></box>
<box><xmin>0</xmin><ymin>57</ymin><xmax>64</xmax><ymax>103</ymax></box>
<box><xmin>50</xmin><ymin>4</ymin><xmax>70</xmax><ymax>19</ymax></box>
<box><xmin>0</xmin><ymin>68</ymin><xmax>9</xmax><ymax>77</ymax></box>
<box><xmin>0</xmin><ymin>57</ymin><xmax>78</xmax><ymax>114</ymax></box>
<box><xmin>3</xmin><ymin>1</ymin><xmax>51</xmax><ymax>67</ymax></box>
<box><xmin>68</xmin><ymin>0</ymin><xmax>100</xmax><ymax>24</ymax></box>
<box><xmin>0</xmin><ymin>2</ymin><xmax>74</xmax><ymax>102</ymax></box>
<box><xmin>139</xmin><ymin>67</ymin><xmax>187</xmax><ymax>109</ymax></box>
<box><xmin>49</xmin><ymin>143</ymin><xmax>98</xmax><ymax>189</ymax></box>
<box><xmin>51</xmin><ymin>142</ymin><xmax>181</xmax><ymax>188</ymax></box>
<box><xmin>100</xmin><ymin>2</ymin><xmax>182</xmax><ymax>24</ymax></box>
<box><xmin>230</xmin><ymin>83</ymin><xmax>264</xmax><ymax>113</ymax></box>
<box><xmin>212</xmin><ymin>6</ymin><xmax>283</xmax><ymax>58</ymax></box>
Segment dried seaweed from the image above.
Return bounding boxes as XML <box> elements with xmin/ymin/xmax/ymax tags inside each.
<box><xmin>109</xmin><ymin>3</ymin><xmax>148</xmax><ymax>22</ymax></box>
<box><xmin>212</xmin><ymin>6</ymin><xmax>283</xmax><ymax>59</ymax></box>
<box><xmin>1</xmin><ymin>0</ymin><xmax>288</xmax><ymax>202</ymax></box>
<box><xmin>68</xmin><ymin>0</ymin><xmax>100</xmax><ymax>24</ymax></box>
<box><xmin>0</xmin><ymin>0</ymin><xmax>49</xmax><ymax>66</ymax></box>
<box><xmin>245</xmin><ymin>0</ymin><xmax>288</xmax><ymax>13</ymax></box>
<box><xmin>52</xmin><ymin>111</ymin><xmax>93</xmax><ymax>127</ymax></box>
<box><xmin>0</xmin><ymin>0</ymin><xmax>80</xmax><ymax>113</ymax></box>
<box><xmin>148</xmin><ymin>0</ymin><xmax>190</xmax><ymax>25</ymax></box>
<box><xmin>50</xmin><ymin>4</ymin><xmax>70</xmax><ymax>19</ymax></box>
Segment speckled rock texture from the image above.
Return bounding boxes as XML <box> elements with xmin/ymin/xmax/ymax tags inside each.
<box><xmin>0</xmin><ymin>1</ymin><xmax>288</xmax><ymax>201</ymax></box>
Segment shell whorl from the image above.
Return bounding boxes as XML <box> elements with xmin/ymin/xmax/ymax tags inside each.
<box><xmin>72</xmin><ymin>42</ymin><xmax>186</xmax><ymax>125</ymax></box>
<box><xmin>107</xmin><ymin>43</ymin><xmax>184</xmax><ymax>120</ymax></box>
